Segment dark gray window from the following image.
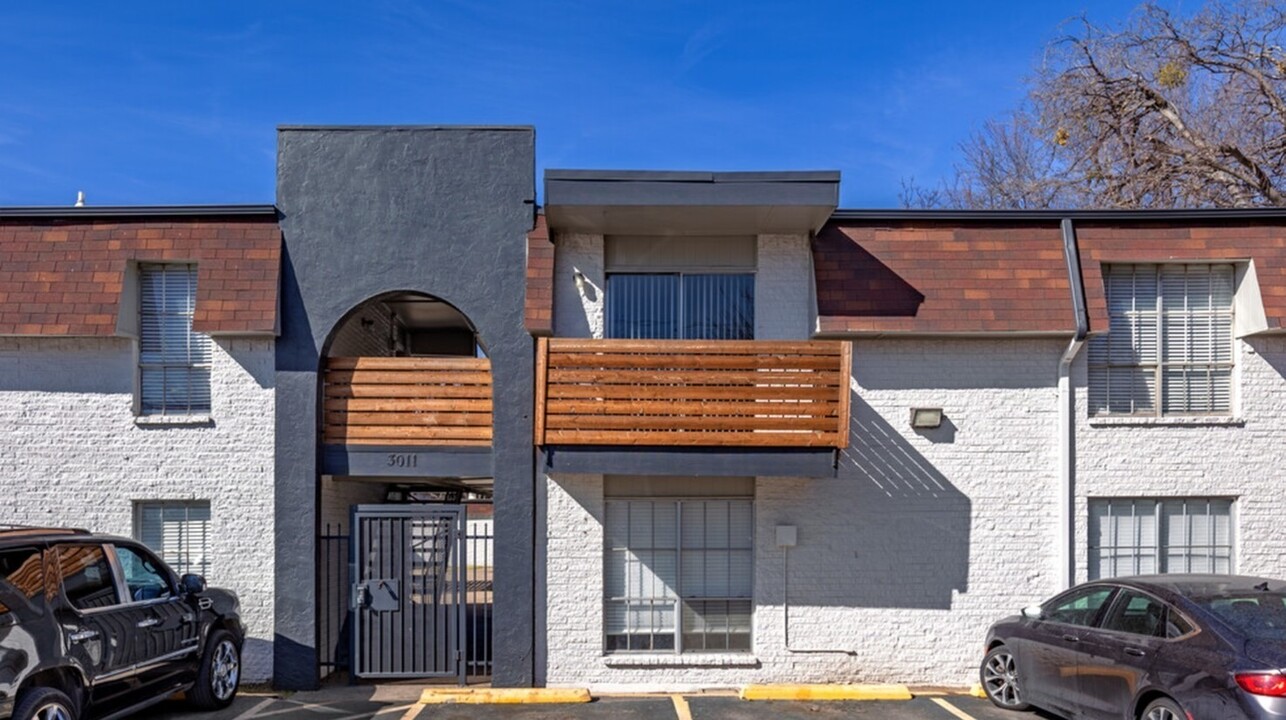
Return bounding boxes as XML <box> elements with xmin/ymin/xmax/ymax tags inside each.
<box><xmin>605</xmin><ymin>273</ymin><xmax>754</xmax><ymax>340</ymax></box>
<box><xmin>1045</xmin><ymin>586</ymin><xmax>1114</xmax><ymax>627</ymax></box>
<box><xmin>0</xmin><ymin>547</ymin><xmax>43</xmax><ymax>622</ymax></box>
<box><xmin>1101</xmin><ymin>590</ymin><xmax>1167</xmax><ymax>637</ymax></box>
<box><xmin>140</xmin><ymin>263</ymin><xmax>211</xmax><ymax>415</ymax></box>
<box><xmin>56</xmin><ymin>544</ymin><xmax>120</xmax><ymax>611</ymax></box>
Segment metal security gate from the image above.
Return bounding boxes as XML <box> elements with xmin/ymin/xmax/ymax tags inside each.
<box><xmin>351</xmin><ymin>505</ymin><xmax>465</xmax><ymax>681</ymax></box>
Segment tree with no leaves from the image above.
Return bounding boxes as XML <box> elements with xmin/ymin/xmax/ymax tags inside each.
<box><xmin>908</xmin><ymin>0</ymin><xmax>1286</xmax><ymax>209</ymax></box>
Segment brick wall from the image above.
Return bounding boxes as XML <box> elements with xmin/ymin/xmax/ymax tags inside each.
<box><xmin>542</xmin><ymin>337</ymin><xmax>1067</xmax><ymax>689</ymax></box>
<box><xmin>0</xmin><ymin>335</ymin><xmax>276</xmax><ymax>680</ymax></box>
<box><xmin>1073</xmin><ymin>334</ymin><xmax>1286</xmax><ymax>580</ymax></box>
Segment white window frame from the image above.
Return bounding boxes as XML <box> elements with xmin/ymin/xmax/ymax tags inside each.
<box><xmin>603</xmin><ymin>495</ymin><xmax>754</xmax><ymax>654</ymax></box>
<box><xmin>1089</xmin><ymin>263</ymin><xmax>1235</xmax><ymax>417</ymax></box>
<box><xmin>138</xmin><ymin>263</ymin><xmax>211</xmax><ymax>416</ymax></box>
<box><xmin>1088</xmin><ymin>497</ymin><xmax>1235</xmax><ymax>580</ymax></box>
<box><xmin>133</xmin><ymin>500</ymin><xmax>212</xmax><ymax>580</ymax></box>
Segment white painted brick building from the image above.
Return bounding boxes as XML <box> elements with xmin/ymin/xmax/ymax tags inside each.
<box><xmin>0</xmin><ymin>335</ymin><xmax>277</xmax><ymax>681</ymax></box>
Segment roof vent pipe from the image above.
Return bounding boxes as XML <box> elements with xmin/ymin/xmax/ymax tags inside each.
<box><xmin>74</xmin><ymin>191</ymin><xmax>85</xmax><ymax>208</ymax></box>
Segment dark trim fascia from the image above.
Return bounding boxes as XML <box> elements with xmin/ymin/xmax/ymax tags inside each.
<box><xmin>542</xmin><ymin>445</ymin><xmax>838</xmax><ymax>479</ymax></box>
<box><xmin>320</xmin><ymin>444</ymin><xmax>493</xmax><ymax>478</ymax></box>
<box><xmin>278</xmin><ymin>124</ymin><xmax>534</xmax><ymax>132</ymax></box>
<box><xmin>547</xmin><ymin>169</ymin><xmax>840</xmax><ymax>183</ymax></box>
<box><xmin>830</xmin><ymin>208</ymin><xmax>1286</xmax><ymax>222</ymax></box>
<box><xmin>0</xmin><ymin>205</ymin><xmax>278</xmax><ymax>219</ymax></box>
<box><xmin>813</xmin><ymin>329</ymin><xmax>1077</xmax><ymax>340</ymax></box>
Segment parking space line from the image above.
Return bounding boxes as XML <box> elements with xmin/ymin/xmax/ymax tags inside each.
<box><xmin>329</xmin><ymin>705</ymin><xmax>415</xmax><ymax>720</ymax></box>
<box><xmin>233</xmin><ymin>698</ymin><xmax>277</xmax><ymax>720</ymax></box>
<box><xmin>670</xmin><ymin>694</ymin><xmax>693</xmax><ymax>720</ymax></box>
<box><xmin>930</xmin><ymin>697</ymin><xmax>978</xmax><ymax>720</ymax></box>
<box><xmin>397</xmin><ymin>703</ymin><xmax>426</xmax><ymax>720</ymax></box>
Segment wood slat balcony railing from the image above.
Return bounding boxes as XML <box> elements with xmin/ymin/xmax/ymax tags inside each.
<box><xmin>323</xmin><ymin>357</ymin><xmax>493</xmax><ymax>447</ymax></box>
<box><xmin>535</xmin><ymin>338</ymin><xmax>851</xmax><ymax>448</ymax></box>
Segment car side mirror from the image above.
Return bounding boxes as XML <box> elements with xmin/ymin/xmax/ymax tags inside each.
<box><xmin>180</xmin><ymin>574</ymin><xmax>207</xmax><ymax>595</ymax></box>
<box><xmin>1021</xmin><ymin>604</ymin><xmax>1044</xmax><ymax>620</ymax></box>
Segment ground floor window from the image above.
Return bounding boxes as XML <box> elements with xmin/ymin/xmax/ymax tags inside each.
<box><xmin>135</xmin><ymin>500</ymin><xmax>212</xmax><ymax>579</ymax></box>
<box><xmin>1089</xmin><ymin>497</ymin><xmax>1233</xmax><ymax>579</ymax></box>
<box><xmin>604</xmin><ymin>476</ymin><xmax>753</xmax><ymax>653</ymax></box>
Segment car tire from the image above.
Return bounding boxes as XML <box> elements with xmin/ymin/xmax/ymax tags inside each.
<box><xmin>1142</xmin><ymin>697</ymin><xmax>1185</xmax><ymax>720</ymax></box>
<box><xmin>13</xmin><ymin>686</ymin><xmax>77</xmax><ymax>720</ymax></box>
<box><xmin>980</xmin><ymin>645</ymin><xmax>1030</xmax><ymax>711</ymax></box>
<box><xmin>187</xmin><ymin>629</ymin><xmax>241</xmax><ymax>710</ymax></box>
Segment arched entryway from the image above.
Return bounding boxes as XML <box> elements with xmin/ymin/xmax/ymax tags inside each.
<box><xmin>315</xmin><ymin>291</ymin><xmax>494</xmax><ymax>684</ymax></box>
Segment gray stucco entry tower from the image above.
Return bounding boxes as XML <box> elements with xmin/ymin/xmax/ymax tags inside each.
<box><xmin>273</xmin><ymin>126</ymin><xmax>537</xmax><ymax>689</ymax></box>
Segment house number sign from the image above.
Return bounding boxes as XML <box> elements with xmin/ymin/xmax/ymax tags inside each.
<box><xmin>386</xmin><ymin>453</ymin><xmax>418</xmax><ymax>468</ymax></box>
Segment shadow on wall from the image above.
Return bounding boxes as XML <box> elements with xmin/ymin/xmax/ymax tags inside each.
<box><xmin>797</xmin><ymin>392</ymin><xmax>970</xmax><ymax>610</ymax></box>
<box><xmin>812</xmin><ymin>226</ymin><xmax>924</xmax><ymax>318</ymax></box>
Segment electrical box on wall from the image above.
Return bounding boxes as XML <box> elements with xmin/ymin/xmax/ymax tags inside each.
<box><xmin>776</xmin><ymin>525</ymin><xmax>797</xmax><ymax>548</ymax></box>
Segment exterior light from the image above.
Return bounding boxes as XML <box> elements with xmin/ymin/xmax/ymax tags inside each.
<box><xmin>910</xmin><ymin>407</ymin><xmax>943</xmax><ymax>429</ymax></box>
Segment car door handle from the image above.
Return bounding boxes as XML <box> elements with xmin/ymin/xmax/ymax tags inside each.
<box><xmin>1124</xmin><ymin>647</ymin><xmax>1147</xmax><ymax>657</ymax></box>
<box><xmin>136</xmin><ymin>617</ymin><xmax>160</xmax><ymax>629</ymax></box>
<box><xmin>68</xmin><ymin>629</ymin><xmax>99</xmax><ymax>643</ymax></box>
<box><xmin>1062</xmin><ymin>634</ymin><xmax>1080</xmax><ymax>643</ymax></box>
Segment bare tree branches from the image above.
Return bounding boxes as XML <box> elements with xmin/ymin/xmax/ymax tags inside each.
<box><xmin>906</xmin><ymin>0</ymin><xmax>1286</xmax><ymax>208</ymax></box>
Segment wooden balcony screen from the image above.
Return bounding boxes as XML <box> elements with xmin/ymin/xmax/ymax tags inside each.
<box><xmin>535</xmin><ymin>339</ymin><xmax>851</xmax><ymax>448</ymax></box>
<box><xmin>323</xmin><ymin>357</ymin><xmax>493</xmax><ymax>447</ymax></box>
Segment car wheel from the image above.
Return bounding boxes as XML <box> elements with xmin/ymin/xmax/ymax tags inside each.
<box><xmin>1142</xmin><ymin>697</ymin><xmax>1185</xmax><ymax>720</ymax></box>
<box><xmin>981</xmin><ymin>645</ymin><xmax>1030</xmax><ymax>711</ymax></box>
<box><xmin>13</xmin><ymin>687</ymin><xmax>77</xmax><ymax>720</ymax></box>
<box><xmin>187</xmin><ymin>629</ymin><xmax>241</xmax><ymax>710</ymax></box>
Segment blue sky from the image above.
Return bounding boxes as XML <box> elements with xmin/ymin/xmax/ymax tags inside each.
<box><xmin>2</xmin><ymin>1</ymin><xmax>1157</xmax><ymax>207</ymax></box>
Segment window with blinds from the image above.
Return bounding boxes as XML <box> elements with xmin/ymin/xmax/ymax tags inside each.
<box><xmin>605</xmin><ymin>273</ymin><xmax>754</xmax><ymax>340</ymax></box>
<box><xmin>1088</xmin><ymin>264</ymin><xmax>1234</xmax><ymax>416</ymax></box>
<box><xmin>139</xmin><ymin>263</ymin><xmax>211</xmax><ymax>415</ymax></box>
<box><xmin>135</xmin><ymin>501</ymin><xmax>212</xmax><ymax>579</ymax></box>
<box><xmin>1088</xmin><ymin>498</ymin><xmax>1233</xmax><ymax>579</ymax></box>
<box><xmin>604</xmin><ymin>479</ymin><xmax>753</xmax><ymax>653</ymax></box>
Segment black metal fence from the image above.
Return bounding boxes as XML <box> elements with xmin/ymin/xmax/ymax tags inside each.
<box><xmin>317</xmin><ymin>514</ymin><xmax>493</xmax><ymax>679</ymax></box>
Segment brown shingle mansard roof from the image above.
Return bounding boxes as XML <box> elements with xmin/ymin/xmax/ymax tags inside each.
<box><xmin>0</xmin><ymin>206</ymin><xmax>279</xmax><ymax>336</ymax></box>
<box><xmin>815</xmin><ymin>210</ymin><xmax>1286</xmax><ymax>336</ymax></box>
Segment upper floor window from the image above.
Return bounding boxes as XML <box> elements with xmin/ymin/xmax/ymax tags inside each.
<box><xmin>605</xmin><ymin>273</ymin><xmax>754</xmax><ymax>340</ymax></box>
<box><xmin>139</xmin><ymin>263</ymin><xmax>211</xmax><ymax>415</ymax></box>
<box><xmin>1088</xmin><ymin>264</ymin><xmax>1234</xmax><ymax>416</ymax></box>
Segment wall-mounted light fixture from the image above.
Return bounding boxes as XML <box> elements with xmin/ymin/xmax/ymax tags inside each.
<box><xmin>573</xmin><ymin>269</ymin><xmax>586</xmax><ymax>294</ymax></box>
<box><xmin>910</xmin><ymin>407</ymin><xmax>943</xmax><ymax>429</ymax></box>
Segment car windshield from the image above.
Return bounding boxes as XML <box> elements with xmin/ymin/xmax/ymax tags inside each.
<box><xmin>1194</xmin><ymin>592</ymin><xmax>1286</xmax><ymax>639</ymax></box>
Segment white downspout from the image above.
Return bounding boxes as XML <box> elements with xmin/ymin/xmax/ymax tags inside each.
<box><xmin>1058</xmin><ymin>218</ymin><xmax>1089</xmax><ymax>590</ymax></box>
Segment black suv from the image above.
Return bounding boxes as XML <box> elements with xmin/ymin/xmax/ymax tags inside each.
<box><xmin>0</xmin><ymin>526</ymin><xmax>244</xmax><ymax>720</ymax></box>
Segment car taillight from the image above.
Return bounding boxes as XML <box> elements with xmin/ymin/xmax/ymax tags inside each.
<box><xmin>1235</xmin><ymin>673</ymin><xmax>1286</xmax><ymax>697</ymax></box>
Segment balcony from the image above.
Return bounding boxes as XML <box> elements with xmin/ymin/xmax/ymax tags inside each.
<box><xmin>323</xmin><ymin>357</ymin><xmax>493</xmax><ymax>447</ymax></box>
<box><xmin>535</xmin><ymin>338</ymin><xmax>851</xmax><ymax>449</ymax></box>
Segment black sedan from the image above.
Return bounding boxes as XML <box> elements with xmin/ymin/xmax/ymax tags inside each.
<box><xmin>982</xmin><ymin>575</ymin><xmax>1286</xmax><ymax>720</ymax></box>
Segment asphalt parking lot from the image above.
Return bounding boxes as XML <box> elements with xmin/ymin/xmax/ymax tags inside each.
<box><xmin>137</xmin><ymin>688</ymin><xmax>1059</xmax><ymax>720</ymax></box>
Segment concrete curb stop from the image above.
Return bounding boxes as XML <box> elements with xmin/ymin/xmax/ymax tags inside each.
<box><xmin>419</xmin><ymin>688</ymin><xmax>592</xmax><ymax>704</ymax></box>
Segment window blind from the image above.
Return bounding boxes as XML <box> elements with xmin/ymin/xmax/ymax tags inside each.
<box><xmin>135</xmin><ymin>501</ymin><xmax>212</xmax><ymax>579</ymax></box>
<box><xmin>1088</xmin><ymin>498</ymin><xmax>1233</xmax><ymax>579</ymax></box>
<box><xmin>605</xmin><ymin>273</ymin><xmax>754</xmax><ymax>340</ymax></box>
<box><xmin>1089</xmin><ymin>264</ymin><xmax>1234</xmax><ymax>416</ymax></box>
<box><xmin>140</xmin><ymin>263</ymin><xmax>211</xmax><ymax>415</ymax></box>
